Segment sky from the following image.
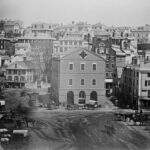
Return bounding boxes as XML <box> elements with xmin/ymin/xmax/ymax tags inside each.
<box><xmin>0</xmin><ymin>0</ymin><xmax>150</xmax><ymax>27</ymax></box>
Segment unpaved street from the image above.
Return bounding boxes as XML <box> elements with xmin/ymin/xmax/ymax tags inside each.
<box><xmin>22</xmin><ymin>110</ymin><xmax>150</xmax><ymax>150</ymax></box>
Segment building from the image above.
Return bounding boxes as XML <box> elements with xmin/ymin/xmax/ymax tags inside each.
<box><xmin>0</xmin><ymin>33</ymin><xmax>12</xmax><ymax>51</ymax></box>
<box><xmin>6</xmin><ymin>60</ymin><xmax>38</xmax><ymax>88</ymax></box>
<box><xmin>0</xmin><ymin>32</ymin><xmax>15</xmax><ymax>56</ymax></box>
<box><xmin>0</xmin><ymin>19</ymin><xmax>23</xmax><ymax>38</ymax></box>
<box><xmin>91</xmin><ymin>32</ymin><xmax>117</xmax><ymax>97</ymax></box>
<box><xmin>15</xmin><ymin>43</ymin><xmax>31</xmax><ymax>55</ymax></box>
<box><xmin>92</xmin><ymin>23</ymin><xmax>107</xmax><ymax>31</ymax></box>
<box><xmin>17</xmin><ymin>24</ymin><xmax>55</xmax><ymax>82</ymax></box>
<box><xmin>137</xmin><ymin>43</ymin><xmax>150</xmax><ymax>59</ymax></box>
<box><xmin>51</xmin><ymin>48</ymin><xmax>112</xmax><ymax>106</ymax></box>
<box><xmin>121</xmin><ymin>58</ymin><xmax>150</xmax><ymax>109</ymax></box>
<box><xmin>24</xmin><ymin>23</ymin><xmax>54</xmax><ymax>38</ymax></box>
<box><xmin>53</xmin><ymin>32</ymin><xmax>88</xmax><ymax>54</ymax></box>
<box><xmin>131</xmin><ymin>26</ymin><xmax>150</xmax><ymax>44</ymax></box>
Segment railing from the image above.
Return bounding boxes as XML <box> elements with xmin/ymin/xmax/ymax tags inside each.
<box><xmin>7</xmin><ymin>79</ymin><xmax>27</xmax><ymax>83</ymax></box>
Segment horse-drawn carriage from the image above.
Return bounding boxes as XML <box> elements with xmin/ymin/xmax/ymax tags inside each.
<box><xmin>66</xmin><ymin>100</ymin><xmax>100</xmax><ymax>110</ymax></box>
<box><xmin>114</xmin><ymin>110</ymin><xmax>149</xmax><ymax>125</ymax></box>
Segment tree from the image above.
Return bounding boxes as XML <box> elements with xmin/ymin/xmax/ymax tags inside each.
<box><xmin>31</xmin><ymin>41</ymin><xmax>52</xmax><ymax>83</ymax></box>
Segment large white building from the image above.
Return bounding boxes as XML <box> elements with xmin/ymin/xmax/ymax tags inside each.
<box><xmin>131</xmin><ymin>26</ymin><xmax>150</xmax><ymax>43</ymax></box>
<box><xmin>53</xmin><ymin>32</ymin><xmax>88</xmax><ymax>54</ymax></box>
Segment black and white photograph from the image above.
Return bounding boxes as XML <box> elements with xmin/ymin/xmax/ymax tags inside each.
<box><xmin>0</xmin><ymin>0</ymin><xmax>150</xmax><ymax>149</ymax></box>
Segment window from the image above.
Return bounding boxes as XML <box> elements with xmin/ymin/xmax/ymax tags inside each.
<box><xmin>81</xmin><ymin>79</ymin><xmax>84</xmax><ymax>85</ymax></box>
<box><xmin>20</xmin><ymin>76</ymin><xmax>25</xmax><ymax>81</ymax></box>
<box><xmin>145</xmin><ymin>81</ymin><xmax>147</xmax><ymax>86</ymax></box>
<box><xmin>18</xmin><ymin>70</ymin><xmax>21</xmax><ymax>75</ymax></box>
<box><xmin>81</xmin><ymin>63</ymin><xmax>85</xmax><ymax>70</ymax></box>
<box><xmin>8</xmin><ymin>76</ymin><xmax>12</xmax><ymax>81</ymax></box>
<box><xmin>106</xmin><ymin>73</ymin><xmax>109</xmax><ymax>77</ymax></box>
<box><xmin>65</xmin><ymin>41</ymin><xmax>68</xmax><ymax>45</ymax></box>
<box><xmin>137</xmin><ymin>80</ymin><xmax>138</xmax><ymax>85</ymax></box>
<box><xmin>92</xmin><ymin>79</ymin><xmax>96</xmax><ymax>85</ymax></box>
<box><xmin>22</xmin><ymin>70</ymin><xmax>26</xmax><ymax>74</ymax></box>
<box><xmin>15</xmin><ymin>64</ymin><xmax>17</xmax><ymax>68</ymax></box>
<box><xmin>93</xmin><ymin>63</ymin><xmax>97</xmax><ymax>71</ymax></box>
<box><xmin>69</xmin><ymin>63</ymin><xmax>73</xmax><ymax>70</ymax></box>
<box><xmin>106</xmin><ymin>63</ymin><xmax>109</xmax><ymax>68</ymax></box>
<box><xmin>148</xmin><ymin>73</ymin><xmax>150</xmax><ymax>77</ymax></box>
<box><xmin>69</xmin><ymin>41</ymin><xmax>72</xmax><ymax>45</ymax></box>
<box><xmin>60</xmin><ymin>47</ymin><xmax>63</xmax><ymax>52</ymax></box>
<box><xmin>74</xmin><ymin>41</ymin><xmax>77</xmax><ymax>45</ymax></box>
<box><xmin>111</xmin><ymin>64</ymin><xmax>114</xmax><ymax>68</ymax></box>
<box><xmin>14</xmin><ymin>70</ymin><xmax>17</xmax><ymax>74</ymax></box>
<box><xmin>137</xmin><ymin>72</ymin><xmax>139</xmax><ymax>77</ymax></box>
<box><xmin>145</xmin><ymin>80</ymin><xmax>150</xmax><ymax>86</ymax></box>
<box><xmin>148</xmin><ymin>90</ymin><xmax>150</xmax><ymax>98</ymax></box>
<box><xmin>14</xmin><ymin>76</ymin><xmax>19</xmax><ymax>81</ymax></box>
<box><xmin>8</xmin><ymin>70</ymin><xmax>11</xmax><ymax>74</ymax></box>
<box><xmin>69</xmin><ymin>79</ymin><xmax>72</xmax><ymax>85</ymax></box>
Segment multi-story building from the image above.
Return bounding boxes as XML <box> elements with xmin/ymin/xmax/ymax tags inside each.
<box><xmin>24</xmin><ymin>23</ymin><xmax>54</xmax><ymax>38</ymax></box>
<box><xmin>91</xmin><ymin>32</ymin><xmax>117</xmax><ymax>97</ymax></box>
<box><xmin>0</xmin><ymin>19</ymin><xmax>23</xmax><ymax>38</ymax></box>
<box><xmin>92</xmin><ymin>23</ymin><xmax>107</xmax><ymax>31</ymax></box>
<box><xmin>131</xmin><ymin>26</ymin><xmax>150</xmax><ymax>44</ymax></box>
<box><xmin>137</xmin><ymin>43</ymin><xmax>150</xmax><ymax>58</ymax></box>
<box><xmin>10</xmin><ymin>42</ymin><xmax>32</xmax><ymax>64</ymax></box>
<box><xmin>0</xmin><ymin>32</ymin><xmax>15</xmax><ymax>56</ymax></box>
<box><xmin>0</xmin><ymin>33</ymin><xmax>12</xmax><ymax>51</ymax></box>
<box><xmin>15</xmin><ymin>43</ymin><xmax>31</xmax><ymax>55</ymax></box>
<box><xmin>51</xmin><ymin>47</ymin><xmax>112</xmax><ymax>106</ymax></box>
<box><xmin>121</xmin><ymin>58</ymin><xmax>150</xmax><ymax>109</ymax></box>
<box><xmin>17</xmin><ymin>23</ymin><xmax>55</xmax><ymax>82</ymax></box>
<box><xmin>53</xmin><ymin>32</ymin><xmax>88</xmax><ymax>54</ymax></box>
<box><xmin>6</xmin><ymin>60</ymin><xmax>38</xmax><ymax>88</ymax></box>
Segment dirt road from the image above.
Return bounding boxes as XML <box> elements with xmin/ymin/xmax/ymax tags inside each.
<box><xmin>20</xmin><ymin>110</ymin><xmax>150</xmax><ymax>150</ymax></box>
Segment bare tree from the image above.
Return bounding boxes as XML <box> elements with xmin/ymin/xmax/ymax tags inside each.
<box><xmin>31</xmin><ymin>41</ymin><xmax>52</xmax><ymax>83</ymax></box>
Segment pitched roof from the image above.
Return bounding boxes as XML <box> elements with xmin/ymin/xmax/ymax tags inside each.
<box><xmin>53</xmin><ymin>47</ymin><xmax>106</xmax><ymax>61</ymax></box>
<box><xmin>6</xmin><ymin>61</ymin><xmax>38</xmax><ymax>70</ymax></box>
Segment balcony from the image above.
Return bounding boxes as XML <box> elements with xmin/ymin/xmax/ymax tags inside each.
<box><xmin>7</xmin><ymin>79</ymin><xmax>27</xmax><ymax>83</ymax></box>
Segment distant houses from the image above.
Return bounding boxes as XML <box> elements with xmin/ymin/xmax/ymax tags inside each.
<box><xmin>1</xmin><ymin>19</ymin><xmax>150</xmax><ymax>109</ymax></box>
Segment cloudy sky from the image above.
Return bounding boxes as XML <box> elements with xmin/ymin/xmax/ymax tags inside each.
<box><xmin>0</xmin><ymin>0</ymin><xmax>149</xmax><ymax>27</ymax></box>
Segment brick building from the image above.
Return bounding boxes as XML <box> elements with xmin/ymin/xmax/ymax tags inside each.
<box><xmin>91</xmin><ymin>32</ymin><xmax>117</xmax><ymax>97</ymax></box>
<box><xmin>121</xmin><ymin>58</ymin><xmax>150</xmax><ymax>109</ymax></box>
<box><xmin>51</xmin><ymin>48</ymin><xmax>111</xmax><ymax>106</ymax></box>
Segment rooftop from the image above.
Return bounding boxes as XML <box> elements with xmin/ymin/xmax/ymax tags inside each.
<box><xmin>6</xmin><ymin>61</ymin><xmax>39</xmax><ymax>70</ymax></box>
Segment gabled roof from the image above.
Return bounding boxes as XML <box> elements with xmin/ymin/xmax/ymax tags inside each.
<box><xmin>53</xmin><ymin>47</ymin><xmax>106</xmax><ymax>61</ymax></box>
<box><xmin>6</xmin><ymin>61</ymin><xmax>38</xmax><ymax>70</ymax></box>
